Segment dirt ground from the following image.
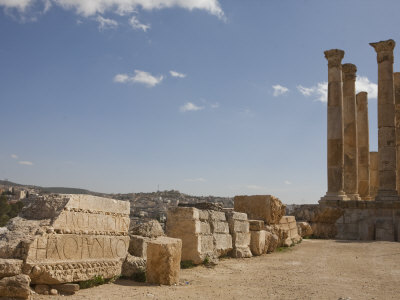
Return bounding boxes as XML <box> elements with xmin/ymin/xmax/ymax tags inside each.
<box><xmin>34</xmin><ymin>239</ymin><xmax>400</xmax><ymax>300</ymax></box>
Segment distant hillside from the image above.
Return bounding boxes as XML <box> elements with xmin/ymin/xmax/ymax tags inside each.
<box><xmin>39</xmin><ymin>187</ymin><xmax>92</xmax><ymax>194</ymax></box>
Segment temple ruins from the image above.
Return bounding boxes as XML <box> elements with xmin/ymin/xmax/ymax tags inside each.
<box><xmin>317</xmin><ymin>39</ymin><xmax>400</xmax><ymax>241</ymax></box>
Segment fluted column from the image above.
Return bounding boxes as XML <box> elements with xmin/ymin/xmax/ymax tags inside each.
<box><xmin>321</xmin><ymin>49</ymin><xmax>349</xmax><ymax>201</ymax></box>
<box><xmin>342</xmin><ymin>64</ymin><xmax>361</xmax><ymax>200</ymax></box>
<box><xmin>395</xmin><ymin>72</ymin><xmax>400</xmax><ymax>194</ymax></box>
<box><xmin>370</xmin><ymin>151</ymin><xmax>379</xmax><ymax>198</ymax></box>
<box><xmin>370</xmin><ymin>39</ymin><xmax>398</xmax><ymax>201</ymax></box>
<box><xmin>357</xmin><ymin>92</ymin><xmax>371</xmax><ymax>200</ymax></box>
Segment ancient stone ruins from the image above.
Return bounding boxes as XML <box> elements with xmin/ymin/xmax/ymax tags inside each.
<box><xmin>2</xmin><ymin>39</ymin><xmax>400</xmax><ymax>299</ymax></box>
<box><xmin>0</xmin><ymin>192</ymin><xmax>307</xmax><ymax>298</ymax></box>
<box><xmin>316</xmin><ymin>39</ymin><xmax>400</xmax><ymax>241</ymax></box>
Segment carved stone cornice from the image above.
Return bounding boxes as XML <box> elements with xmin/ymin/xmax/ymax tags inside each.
<box><xmin>324</xmin><ymin>49</ymin><xmax>345</xmax><ymax>68</ymax></box>
<box><xmin>342</xmin><ymin>63</ymin><xmax>357</xmax><ymax>81</ymax></box>
<box><xmin>370</xmin><ymin>39</ymin><xmax>395</xmax><ymax>63</ymax></box>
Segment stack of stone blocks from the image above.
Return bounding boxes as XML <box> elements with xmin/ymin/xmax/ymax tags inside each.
<box><xmin>166</xmin><ymin>206</ymin><xmax>235</xmax><ymax>264</ymax></box>
<box><xmin>234</xmin><ymin>195</ymin><xmax>301</xmax><ymax>252</ymax></box>
<box><xmin>0</xmin><ymin>194</ymin><xmax>132</xmax><ymax>298</ymax></box>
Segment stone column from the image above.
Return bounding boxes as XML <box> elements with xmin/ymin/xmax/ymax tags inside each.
<box><xmin>357</xmin><ymin>92</ymin><xmax>371</xmax><ymax>200</ymax></box>
<box><xmin>342</xmin><ymin>64</ymin><xmax>361</xmax><ymax>200</ymax></box>
<box><xmin>370</xmin><ymin>151</ymin><xmax>379</xmax><ymax>199</ymax></box>
<box><xmin>370</xmin><ymin>39</ymin><xmax>398</xmax><ymax>201</ymax></box>
<box><xmin>321</xmin><ymin>49</ymin><xmax>349</xmax><ymax>201</ymax></box>
<box><xmin>395</xmin><ymin>72</ymin><xmax>400</xmax><ymax>194</ymax></box>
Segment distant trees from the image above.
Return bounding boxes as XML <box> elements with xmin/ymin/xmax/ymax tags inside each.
<box><xmin>0</xmin><ymin>194</ymin><xmax>24</xmax><ymax>227</ymax></box>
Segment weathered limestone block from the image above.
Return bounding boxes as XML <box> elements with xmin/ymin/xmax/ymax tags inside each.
<box><xmin>166</xmin><ymin>207</ymin><xmax>214</xmax><ymax>264</ymax></box>
<box><xmin>234</xmin><ymin>195</ymin><xmax>285</xmax><ymax>224</ymax></box>
<box><xmin>0</xmin><ymin>194</ymin><xmax>130</xmax><ymax>285</ymax></box>
<box><xmin>249</xmin><ymin>220</ymin><xmax>264</xmax><ymax>231</ymax></box>
<box><xmin>213</xmin><ymin>233</ymin><xmax>233</xmax><ymax>256</ymax></box>
<box><xmin>129</xmin><ymin>220</ymin><xmax>164</xmax><ymax>238</ymax></box>
<box><xmin>128</xmin><ymin>235</ymin><xmax>150</xmax><ymax>258</ymax></box>
<box><xmin>226</xmin><ymin>211</ymin><xmax>251</xmax><ymax>258</ymax></box>
<box><xmin>0</xmin><ymin>274</ymin><xmax>31</xmax><ymax>299</ymax></box>
<box><xmin>121</xmin><ymin>254</ymin><xmax>146</xmax><ymax>278</ymax></box>
<box><xmin>250</xmin><ymin>230</ymin><xmax>266</xmax><ymax>256</ymax></box>
<box><xmin>264</xmin><ymin>231</ymin><xmax>278</xmax><ymax>253</ymax></box>
<box><xmin>277</xmin><ymin>216</ymin><xmax>301</xmax><ymax>247</ymax></box>
<box><xmin>297</xmin><ymin>222</ymin><xmax>313</xmax><ymax>237</ymax></box>
<box><xmin>146</xmin><ymin>237</ymin><xmax>182</xmax><ymax>285</ymax></box>
<box><xmin>0</xmin><ymin>259</ymin><xmax>23</xmax><ymax>279</ymax></box>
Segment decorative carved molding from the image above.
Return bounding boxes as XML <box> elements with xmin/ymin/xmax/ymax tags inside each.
<box><xmin>370</xmin><ymin>39</ymin><xmax>395</xmax><ymax>63</ymax></box>
<box><xmin>324</xmin><ymin>49</ymin><xmax>345</xmax><ymax>68</ymax></box>
<box><xmin>342</xmin><ymin>63</ymin><xmax>357</xmax><ymax>80</ymax></box>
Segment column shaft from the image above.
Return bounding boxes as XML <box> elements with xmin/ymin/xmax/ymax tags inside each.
<box><xmin>370</xmin><ymin>151</ymin><xmax>379</xmax><ymax>198</ymax></box>
<box><xmin>370</xmin><ymin>39</ymin><xmax>398</xmax><ymax>201</ymax></box>
<box><xmin>321</xmin><ymin>49</ymin><xmax>348</xmax><ymax>201</ymax></box>
<box><xmin>342</xmin><ymin>64</ymin><xmax>361</xmax><ymax>200</ymax></box>
<box><xmin>357</xmin><ymin>92</ymin><xmax>371</xmax><ymax>200</ymax></box>
<box><xmin>395</xmin><ymin>72</ymin><xmax>400</xmax><ymax>194</ymax></box>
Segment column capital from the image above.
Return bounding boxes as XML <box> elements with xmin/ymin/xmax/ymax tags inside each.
<box><xmin>342</xmin><ymin>63</ymin><xmax>357</xmax><ymax>81</ymax></box>
<box><xmin>369</xmin><ymin>39</ymin><xmax>395</xmax><ymax>63</ymax></box>
<box><xmin>324</xmin><ymin>49</ymin><xmax>345</xmax><ymax>68</ymax></box>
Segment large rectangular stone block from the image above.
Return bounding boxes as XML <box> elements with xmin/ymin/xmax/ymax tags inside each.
<box><xmin>213</xmin><ymin>234</ymin><xmax>232</xmax><ymax>255</ymax></box>
<box><xmin>212</xmin><ymin>221</ymin><xmax>230</xmax><ymax>234</ymax></box>
<box><xmin>146</xmin><ymin>237</ymin><xmax>182</xmax><ymax>285</ymax></box>
<box><xmin>234</xmin><ymin>195</ymin><xmax>285</xmax><ymax>224</ymax></box>
<box><xmin>250</xmin><ymin>231</ymin><xmax>266</xmax><ymax>256</ymax></box>
<box><xmin>249</xmin><ymin>220</ymin><xmax>264</xmax><ymax>231</ymax></box>
<box><xmin>232</xmin><ymin>232</ymin><xmax>250</xmax><ymax>247</ymax></box>
<box><xmin>128</xmin><ymin>235</ymin><xmax>149</xmax><ymax>258</ymax></box>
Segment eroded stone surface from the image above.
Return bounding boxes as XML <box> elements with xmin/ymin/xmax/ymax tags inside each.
<box><xmin>146</xmin><ymin>237</ymin><xmax>182</xmax><ymax>285</ymax></box>
<box><xmin>234</xmin><ymin>195</ymin><xmax>285</xmax><ymax>224</ymax></box>
<box><xmin>0</xmin><ymin>274</ymin><xmax>31</xmax><ymax>299</ymax></box>
<box><xmin>0</xmin><ymin>194</ymin><xmax>130</xmax><ymax>285</ymax></box>
<box><xmin>130</xmin><ymin>220</ymin><xmax>164</xmax><ymax>238</ymax></box>
<box><xmin>0</xmin><ymin>259</ymin><xmax>23</xmax><ymax>279</ymax></box>
<box><xmin>121</xmin><ymin>254</ymin><xmax>146</xmax><ymax>278</ymax></box>
<box><xmin>297</xmin><ymin>222</ymin><xmax>313</xmax><ymax>238</ymax></box>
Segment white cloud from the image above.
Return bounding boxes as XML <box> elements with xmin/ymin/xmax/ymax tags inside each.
<box><xmin>96</xmin><ymin>15</ymin><xmax>118</xmax><ymax>30</ymax></box>
<box><xmin>245</xmin><ymin>184</ymin><xmax>268</xmax><ymax>191</ymax></box>
<box><xmin>180</xmin><ymin>102</ymin><xmax>204</xmax><ymax>112</ymax></box>
<box><xmin>129</xmin><ymin>15</ymin><xmax>150</xmax><ymax>31</ymax></box>
<box><xmin>54</xmin><ymin>0</ymin><xmax>225</xmax><ymax>19</ymax></box>
<box><xmin>356</xmin><ymin>76</ymin><xmax>377</xmax><ymax>99</ymax></box>
<box><xmin>169</xmin><ymin>70</ymin><xmax>186</xmax><ymax>78</ymax></box>
<box><xmin>11</xmin><ymin>154</ymin><xmax>18</xmax><ymax>159</ymax></box>
<box><xmin>284</xmin><ymin>180</ymin><xmax>291</xmax><ymax>185</ymax></box>
<box><xmin>1</xmin><ymin>0</ymin><xmax>224</xmax><ymax>21</ymax></box>
<box><xmin>114</xmin><ymin>70</ymin><xmax>163</xmax><ymax>87</ymax></box>
<box><xmin>272</xmin><ymin>84</ymin><xmax>289</xmax><ymax>97</ymax></box>
<box><xmin>18</xmin><ymin>161</ymin><xmax>33</xmax><ymax>166</ymax></box>
<box><xmin>185</xmin><ymin>177</ymin><xmax>206</xmax><ymax>182</ymax></box>
<box><xmin>297</xmin><ymin>82</ymin><xmax>328</xmax><ymax>102</ymax></box>
<box><xmin>298</xmin><ymin>76</ymin><xmax>377</xmax><ymax>103</ymax></box>
<box><xmin>0</xmin><ymin>0</ymin><xmax>32</xmax><ymax>11</ymax></box>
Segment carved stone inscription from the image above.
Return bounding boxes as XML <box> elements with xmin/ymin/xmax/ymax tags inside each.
<box><xmin>26</xmin><ymin>234</ymin><xmax>129</xmax><ymax>263</ymax></box>
<box><xmin>52</xmin><ymin>211</ymin><xmax>130</xmax><ymax>233</ymax></box>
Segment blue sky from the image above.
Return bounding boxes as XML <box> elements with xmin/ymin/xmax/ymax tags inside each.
<box><xmin>1</xmin><ymin>0</ymin><xmax>400</xmax><ymax>204</ymax></box>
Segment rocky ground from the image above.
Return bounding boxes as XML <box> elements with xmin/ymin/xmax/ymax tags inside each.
<box><xmin>34</xmin><ymin>239</ymin><xmax>400</xmax><ymax>300</ymax></box>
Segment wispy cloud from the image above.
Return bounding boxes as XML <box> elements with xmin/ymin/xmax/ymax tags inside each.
<box><xmin>0</xmin><ymin>0</ymin><xmax>225</xmax><ymax>22</ymax></box>
<box><xmin>185</xmin><ymin>177</ymin><xmax>206</xmax><ymax>182</ymax></box>
<box><xmin>284</xmin><ymin>180</ymin><xmax>291</xmax><ymax>185</ymax></box>
<box><xmin>129</xmin><ymin>15</ymin><xmax>150</xmax><ymax>32</ymax></box>
<box><xmin>297</xmin><ymin>82</ymin><xmax>328</xmax><ymax>102</ymax></box>
<box><xmin>180</xmin><ymin>102</ymin><xmax>204</xmax><ymax>112</ymax></box>
<box><xmin>114</xmin><ymin>70</ymin><xmax>163</xmax><ymax>87</ymax></box>
<box><xmin>245</xmin><ymin>184</ymin><xmax>268</xmax><ymax>191</ymax></box>
<box><xmin>298</xmin><ymin>76</ymin><xmax>377</xmax><ymax>103</ymax></box>
<box><xmin>96</xmin><ymin>15</ymin><xmax>118</xmax><ymax>30</ymax></box>
<box><xmin>272</xmin><ymin>84</ymin><xmax>289</xmax><ymax>97</ymax></box>
<box><xmin>210</xmin><ymin>102</ymin><xmax>220</xmax><ymax>109</ymax></box>
<box><xmin>169</xmin><ymin>70</ymin><xmax>186</xmax><ymax>78</ymax></box>
<box><xmin>18</xmin><ymin>161</ymin><xmax>33</xmax><ymax>166</ymax></box>
<box><xmin>11</xmin><ymin>154</ymin><xmax>18</xmax><ymax>159</ymax></box>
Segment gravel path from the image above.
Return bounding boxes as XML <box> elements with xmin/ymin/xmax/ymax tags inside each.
<box><xmin>34</xmin><ymin>239</ymin><xmax>400</xmax><ymax>300</ymax></box>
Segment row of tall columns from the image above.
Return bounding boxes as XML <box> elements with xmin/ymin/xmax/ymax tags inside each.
<box><xmin>322</xmin><ymin>39</ymin><xmax>400</xmax><ymax>202</ymax></box>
